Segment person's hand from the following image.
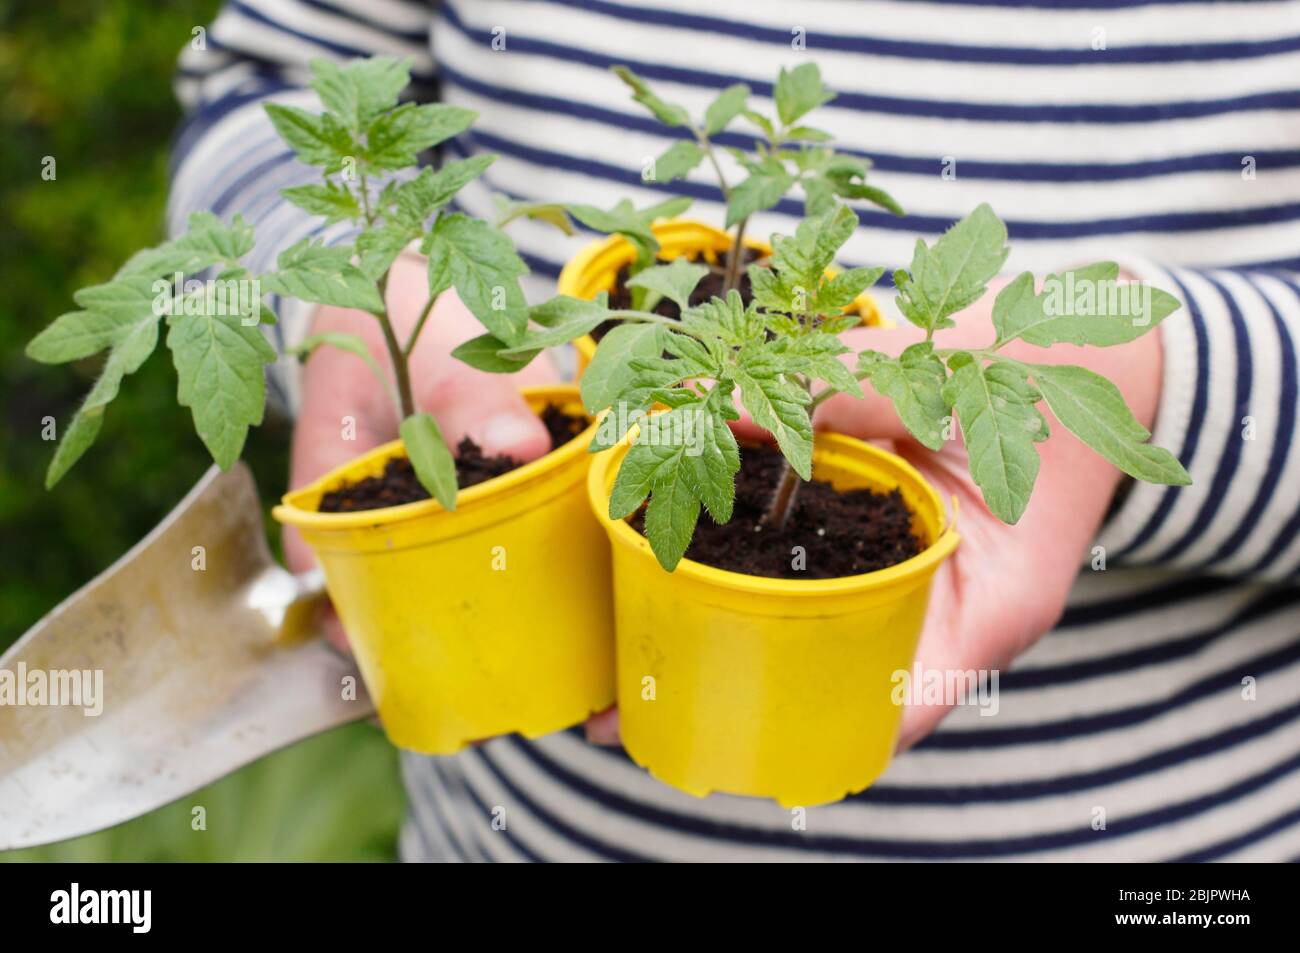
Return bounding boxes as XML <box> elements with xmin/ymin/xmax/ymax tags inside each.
<box><xmin>587</xmin><ymin>275</ymin><xmax>1164</xmax><ymax>751</ymax></box>
<box><xmin>283</xmin><ymin>253</ymin><xmax>558</xmax><ymax>651</ymax></box>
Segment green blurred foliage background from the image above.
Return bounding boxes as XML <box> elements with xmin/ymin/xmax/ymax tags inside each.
<box><xmin>0</xmin><ymin>0</ymin><xmax>405</xmax><ymax>860</ymax></box>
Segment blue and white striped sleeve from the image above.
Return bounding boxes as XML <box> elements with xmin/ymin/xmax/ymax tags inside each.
<box><xmin>1095</xmin><ymin>262</ymin><xmax>1300</xmax><ymax>584</ymax></box>
<box><xmin>168</xmin><ymin>0</ymin><xmax>434</xmax><ymax>413</ymax></box>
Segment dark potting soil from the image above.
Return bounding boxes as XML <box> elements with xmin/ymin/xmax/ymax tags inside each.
<box><xmin>633</xmin><ymin>443</ymin><xmax>922</xmax><ymax>579</ymax></box>
<box><xmin>589</xmin><ymin>247</ymin><xmax>764</xmax><ymax>342</ymax></box>
<box><xmin>316</xmin><ymin>403</ymin><xmax>588</xmax><ymax>513</ymax></box>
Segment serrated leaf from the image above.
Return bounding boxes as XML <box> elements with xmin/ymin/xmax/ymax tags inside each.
<box><xmin>166</xmin><ymin>309</ymin><xmax>276</xmax><ymax>469</ymax></box>
<box><xmin>28</xmin><ymin>310</ymin><xmax>130</xmax><ymax>363</ymax></box>
<box><xmin>451</xmin><ymin>333</ymin><xmax>537</xmax><ymax>373</ymax></box>
<box><xmin>626</xmin><ymin>259</ymin><xmax>708</xmax><ymax>311</ymax></box>
<box><xmin>493</xmin><ymin>198</ymin><xmax>575</xmax><ymax>234</ymax></box>
<box><xmin>774</xmin><ymin>63</ymin><xmax>835</xmax><ymax>126</ymax></box>
<box><xmin>262</xmin><ymin>239</ymin><xmax>384</xmax><ymax>313</ymax></box>
<box><xmin>769</xmin><ymin>203</ymin><xmax>857</xmax><ymax>292</ymax></box>
<box><xmin>1030</xmin><ymin>363</ymin><xmax>1191</xmax><ymax>485</ymax></box>
<box><xmin>942</xmin><ymin>358</ymin><xmax>1048</xmax><ymax>523</ymax></box>
<box><xmin>501</xmin><ymin>296</ymin><xmax>607</xmax><ymax>354</ymax></box>
<box><xmin>734</xmin><ymin>363</ymin><xmax>813</xmax><ymax>479</ymax></box>
<box><xmin>264</xmin><ymin>103</ymin><xmax>356</xmax><ymax>170</ymax></box>
<box><xmin>727</xmin><ymin>160</ymin><xmax>794</xmax><ymax>227</ymax></box>
<box><xmin>400</xmin><ymin>412</ymin><xmax>458</xmax><ymax>511</ymax></box>
<box><xmin>897</xmin><ymin>203</ymin><xmax>1008</xmax><ymax>333</ymax></box>
<box><xmin>310</xmin><ymin>56</ymin><xmax>410</xmax><ymax>131</ymax></box>
<box><xmin>423</xmin><ymin>214</ymin><xmax>529</xmax><ymax>344</ymax></box>
<box><xmin>281</xmin><ymin>182</ymin><xmax>361</xmax><ymax>225</ymax></box>
<box><xmin>651</xmin><ymin>140</ymin><xmax>705</xmax><ymax>183</ymax></box>
<box><xmin>363</xmin><ymin>102</ymin><xmax>476</xmax><ymax>171</ymax></box>
<box><xmin>704</xmin><ymin>83</ymin><xmax>750</xmax><ymax>135</ymax></box>
<box><xmin>859</xmin><ymin>343</ymin><xmax>950</xmax><ymax>450</ymax></box>
<box><xmin>611</xmin><ymin>65</ymin><xmax>690</xmax><ymax>127</ymax></box>
<box><xmin>115</xmin><ymin>213</ymin><xmax>256</xmax><ymax>280</ymax></box>
<box><xmin>680</xmin><ymin>289</ymin><xmax>765</xmax><ymax>347</ymax></box>
<box><xmin>780</xmin><ymin>332</ymin><xmax>862</xmax><ymax>397</ymax></box>
<box><xmin>813</xmin><ymin>265</ymin><xmax>883</xmax><ymax>313</ymax></box>
<box><xmin>391</xmin><ymin>155</ymin><xmax>495</xmax><ymax>228</ymax></box>
<box><xmin>993</xmin><ymin>264</ymin><xmax>1181</xmax><ymax>348</ymax></box>
<box><xmin>44</xmin><ymin>406</ymin><xmax>105</xmax><ymax>488</ymax></box>
<box><xmin>355</xmin><ymin>225</ymin><xmax>413</xmax><ymax>281</ymax></box>
<box><xmin>828</xmin><ymin>178</ymin><xmax>904</xmax><ymax>216</ymax></box>
<box><xmin>581</xmin><ymin>323</ymin><xmax>665</xmax><ymax>414</ymax></box>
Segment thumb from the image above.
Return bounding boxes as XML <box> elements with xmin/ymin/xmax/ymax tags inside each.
<box><xmin>426</xmin><ymin>372</ymin><xmax>553</xmax><ymax>463</ymax></box>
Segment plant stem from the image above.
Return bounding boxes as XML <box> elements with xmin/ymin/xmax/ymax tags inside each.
<box><xmin>605</xmin><ymin>309</ymin><xmax>684</xmax><ymax>328</ymax></box>
<box><xmin>722</xmin><ymin>216</ymin><xmax>748</xmax><ymax>295</ymax></box>
<box><xmin>760</xmin><ymin>458</ymin><xmax>802</xmax><ymax>531</ymax></box>
<box><xmin>369</xmin><ymin>271</ymin><xmax>416</xmax><ymax>420</ymax></box>
<box><xmin>404</xmin><ymin>295</ymin><xmax>436</xmax><ymax>357</ymax></box>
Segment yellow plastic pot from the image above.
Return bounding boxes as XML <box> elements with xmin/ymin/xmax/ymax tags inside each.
<box><xmin>558</xmin><ymin>219</ymin><xmax>882</xmax><ymax>373</ymax></box>
<box><xmin>587</xmin><ymin>433</ymin><xmax>958</xmax><ymax>807</ymax></box>
<box><xmin>273</xmin><ymin>385</ymin><xmax>614</xmax><ymax>754</ymax></box>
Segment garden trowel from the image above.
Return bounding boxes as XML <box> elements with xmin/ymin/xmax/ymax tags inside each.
<box><xmin>0</xmin><ymin>463</ymin><xmax>372</xmax><ymax>851</ymax></box>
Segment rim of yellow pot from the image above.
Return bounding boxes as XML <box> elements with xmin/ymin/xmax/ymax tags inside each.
<box><xmin>561</xmin><ymin>218</ymin><xmax>882</xmax><ymax>368</ymax></box>
<box><xmin>273</xmin><ymin>384</ymin><xmax>595</xmax><ymax>533</ymax></box>
<box><xmin>586</xmin><ymin>431</ymin><xmax>959</xmax><ymax>599</ymax></box>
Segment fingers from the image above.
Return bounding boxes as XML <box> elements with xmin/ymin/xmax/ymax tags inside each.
<box><xmin>584</xmin><ymin>706</ymin><xmax>621</xmax><ymax>746</ymax></box>
<box><xmin>423</xmin><ymin>369</ymin><xmax>554</xmax><ymax>462</ymax></box>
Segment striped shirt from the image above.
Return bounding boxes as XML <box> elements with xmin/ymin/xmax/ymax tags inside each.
<box><xmin>171</xmin><ymin>0</ymin><xmax>1300</xmax><ymax>861</ymax></box>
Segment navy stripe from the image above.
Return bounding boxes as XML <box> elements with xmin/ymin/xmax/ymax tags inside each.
<box><xmin>918</xmin><ymin>630</ymin><xmax>1300</xmax><ymax>749</ymax></box>
<box><xmin>1056</xmin><ymin>575</ymin><xmax>1235</xmax><ymax>629</ymax></box>
<box><xmin>295</xmin><ymin>0</ymin><xmax>429</xmax><ymax>43</ymax></box>
<box><xmin>468</xmin><ymin>746</ymin><xmax>653</xmax><ymax>862</ymax></box>
<box><xmin>1000</xmin><ymin>587</ymin><xmax>1300</xmax><ymax>690</ymax></box>
<box><xmin>1168</xmin><ymin>803</ymin><xmax>1300</xmax><ymax>862</ymax></box>
<box><xmin>441</xmin><ymin>4</ymin><xmax>1300</xmax><ymax>121</ymax></box>
<box><xmin>1148</xmin><ymin>274</ymin><xmax>1253</xmax><ymax>563</ymax></box>
<box><xmin>436</xmin><ymin>757</ymin><xmax>545</xmax><ymax>862</ymax></box>
<box><xmin>860</xmin><ymin>696</ymin><xmax>1300</xmax><ymax>805</ymax></box>
<box><xmin>1112</xmin><ymin>272</ymin><xmax>1211</xmax><ymax>559</ymax></box>
<box><xmin>1196</xmin><ymin>274</ymin><xmax>1298</xmax><ymax>568</ymax></box>
<box><xmin>516</xmin><ymin>735</ymin><xmax>1300</xmax><ymax>859</ymax></box>
<box><xmin>547</xmin><ymin>0</ymin><xmax>1300</xmax><ymax>65</ymax></box>
<box><xmin>231</xmin><ymin>0</ymin><xmax>383</xmax><ymax>59</ymax></box>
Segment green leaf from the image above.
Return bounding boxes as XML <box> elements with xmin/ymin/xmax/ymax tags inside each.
<box><xmin>400</xmin><ymin>412</ymin><xmax>458</xmax><ymax>511</ymax></box>
<box><xmin>581</xmin><ymin>322</ymin><xmax>665</xmax><ymax>414</ymax></box>
<box><xmin>501</xmin><ymin>296</ymin><xmax>608</xmax><ymax>354</ymax></box>
<box><xmin>493</xmin><ymin>198</ymin><xmax>575</xmax><ymax>234</ymax></box>
<box><xmin>264</xmin><ymin>103</ymin><xmax>356</xmax><ymax>170</ymax></box>
<box><xmin>114</xmin><ymin>212</ymin><xmax>256</xmax><ymax>280</ymax></box>
<box><xmin>992</xmin><ymin>264</ymin><xmax>1181</xmax><ymax>348</ymax></box>
<box><xmin>896</xmin><ymin>203</ymin><xmax>1009</xmax><ymax>333</ymax></box>
<box><xmin>43</xmin><ymin>309</ymin><xmax>162</xmax><ymax>486</ymax></box>
<box><xmin>390</xmin><ymin>155</ymin><xmax>495</xmax><ymax>228</ymax></box>
<box><xmin>611</xmin><ymin>66</ymin><xmax>690</xmax><ymax>127</ymax></box>
<box><xmin>813</xmin><ymin>265</ymin><xmax>883</xmax><ymax>313</ymax></box>
<box><xmin>727</xmin><ymin>160</ymin><xmax>795</xmax><ymax>227</ymax></box>
<box><xmin>859</xmin><ymin>343</ymin><xmax>950</xmax><ymax>450</ymax></box>
<box><xmin>262</xmin><ymin>239</ymin><xmax>384</xmax><ymax>313</ymax></box>
<box><xmin>28</xmin><ymin>310</ymin><xmax>131</xmax><ymax>364</ymax></box>
<box><xmin>769</xmin><ymin>203</ymin><xmax>858</xmax><ymax>293</ymax></box>
<box><xmin>281</xmin><ymin>182</ymin><xmax>361</xmax><ymax>225</ymax></box>
<box><xmin>680</xmin><ymin>289</ymin><xmax>765</xmax><ymax>347</ymax></box>
<box><xmin>1030</xmin><ymin>363</ymin><xmax>1191</xmax><ymax>485</ymax></box>
<box><xmin>782</xmin><ymin>332</ymin><xmax>862</xmax><ymax>397</ymax></box>
<box><xmin>568</xmin><ymin>199</ymin><xmax>657</xmax><ymax>266</ymax></box>
<box><xmin>166</xmin><ymin>308</ymin><xmax>277</xmax><ymax>470</ymax></box>
<box><xmin>704</xmin><ymin>83</ymin><xmax>750</xmax><ymax>135</ymax></box>
<box><xmin>310</xmin><ymin>56</ymin><xmax>410</xmax><ymax>131</ymax></box>
<box><xmin>291</xmin><ymin>331</ymin><xmax>392</xmax><ymax>401</ymax></box>
<box><xmin>625</xmin><ymin>258</ymin><xmax>708</xmax><ymax>311</ymax></box>
<box><xmin>363</xmin><ymin>103</ymin><xmax>476</xmax><ymax>171</ymax></box>
<box><xmin>942</xmin><ymin>358</ymin><xmax>1048</xmax><ymax>523</ymax></box>
<box><xmin>680</xmin><ymin>388</ymin><xmax>742</xmax><ymax>523</ymax></box>
<box><xmin>451</xmin><ymin>333</ymin><xmax>537</xmax><ymax>373</ymax></box>
<box><xmin>650</xmin><ymin>140</ymin><xmax>705</xmax><ymax>184</ymax></box>
<box><xmin>775</xmin><ymin>63</ymin><xmax>835</xmax><ymax>126</ymax></box>
<box><xmin>423</xmin><ymin>214</ymin><xmax>529</xmax><ymax>345</ymax></box>
<box><xmin>355</xmin><ymin>225</ymin><xmax>414</xmax><ymax>281</ymax></box>
<box><xmin>828</xmin><ymin>178</ymin><xmax>904</xmax><ymax>216</ymax></box>
<box><xmin>734</xmin><ymin>360</ymin><xmax>813</xmax><ymax>479</ymax></box>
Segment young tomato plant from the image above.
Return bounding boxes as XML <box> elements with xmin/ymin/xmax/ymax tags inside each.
<box><xmin>28</xmin><ymin>56</ymin><xmax>581</xmax><ymax>513</ymax></box>
<box><xmin>612</xmin><ymin>63</ymin><xmax>902</xmax><ymax>294</ymax></box>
